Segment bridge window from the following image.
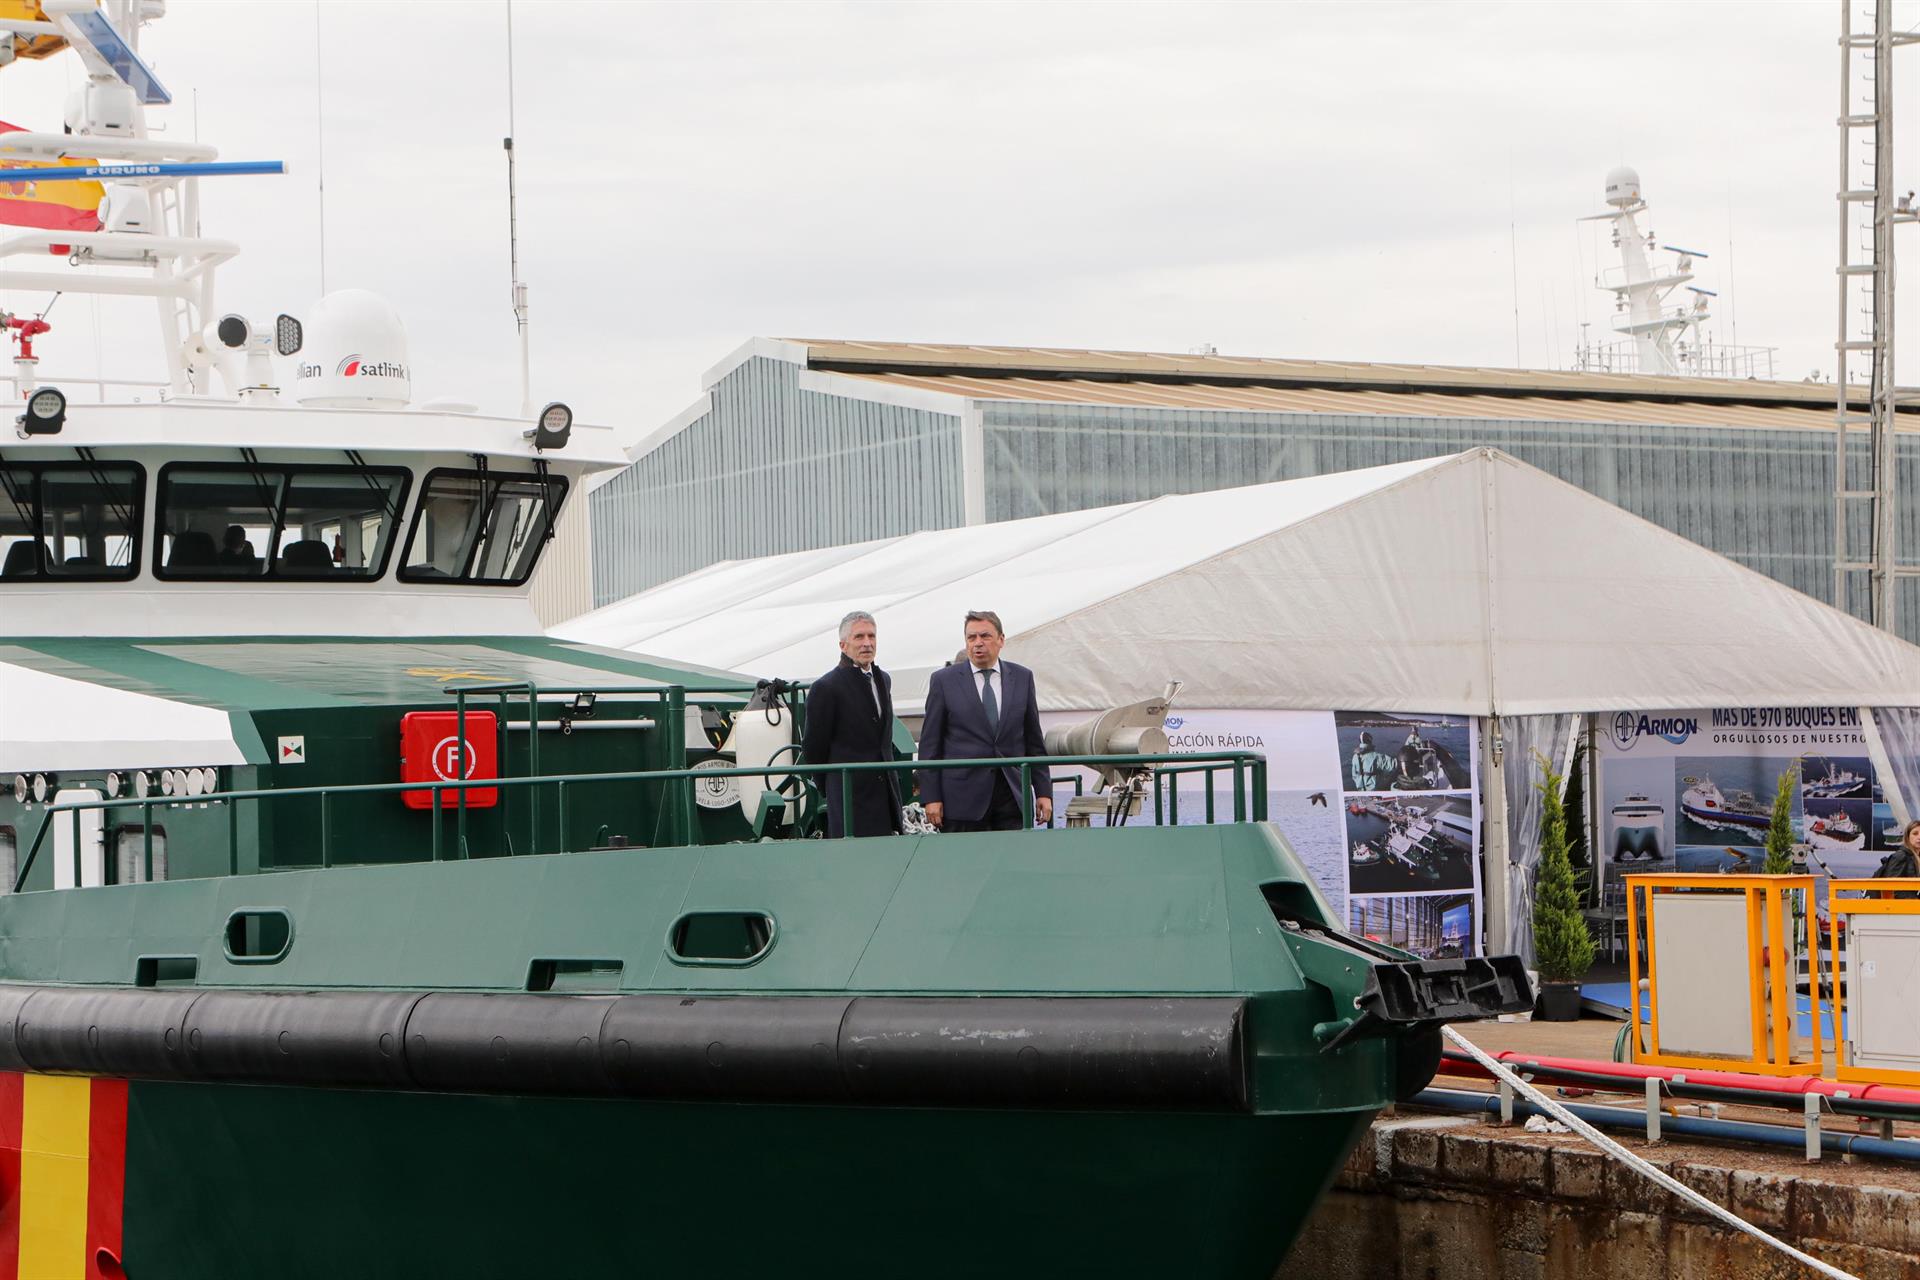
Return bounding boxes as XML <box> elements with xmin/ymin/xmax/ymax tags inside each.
<box><xmin>0</xmin><ymin>462</ymin><xmax>143</xmax><ymax>582</ymax></box>
<box><xmin>155</xmin><ymin>463</ymin><xmax>411</xmax><ymax>581</ymax></box>
<box><xmin>399</xmin><ymin>467</ymin><xmax>567</xmax><ymax>586</ymax></box>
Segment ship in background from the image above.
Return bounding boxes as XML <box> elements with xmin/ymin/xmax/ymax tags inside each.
<box><xmin>1573</xmin><ymin>167</ymin><xmax>1776</xmax><ymax>380</ymax></box>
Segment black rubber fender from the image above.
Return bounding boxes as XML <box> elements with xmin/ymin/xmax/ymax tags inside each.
<box><xmin>0</xmin><ymin>986</ymin><xmax>1252</xmax><ymax>1110</ymax></box>
<box><xmin>840</xmin><ymin>996</ymin><xmax>1247</xmax><ymax>1109</ymax></box>
<box><xmin>406</xmin><ymin>992</ymin><xmax>616</xmax><ymax>1095</ymax></box>
<box><xmin>0</xmin><ymin>984</ymin><xmax>34</xmax><ymax>1074</ymax></box>
<box><xmin>15</xmin><ymin>987</ymin><xmax>203</xmax><ymax>1079</ymax></box>
<box><xmin>599</xmin><ymin>994</ymin><xmax>853</xmax><ymax>1100</ymax></box>
<box><xmin>182</xmin><ymin>989</ymin><xmax>420</xmax><ymax>1088</ymax></box>
<box><xmin>1394</xmin><ymin>1027</ymin><xmax>1444</xmax><ymax>1102</ymax></box>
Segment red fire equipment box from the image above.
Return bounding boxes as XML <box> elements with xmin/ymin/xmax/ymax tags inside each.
<box><xmin>399</xmin><ymin>710</ymin><xmax>499</xmax><ymax>810</ymax></box>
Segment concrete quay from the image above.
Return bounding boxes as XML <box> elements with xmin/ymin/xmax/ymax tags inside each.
<box><xmin>1276</xmin><ymin>1112</ymin><xmax>1920</xmax><ymax>1279</ymax></box>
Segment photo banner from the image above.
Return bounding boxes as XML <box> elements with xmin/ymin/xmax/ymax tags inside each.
<box><xmin>1038</xmin><ymin>707</ymin><xmax>1483</xmax><ymax>957</ymax></box>
<box><xmin>1595</xmin><ymin>707</ymin><xmax>1892</xmax><ymax>893</ymax></box>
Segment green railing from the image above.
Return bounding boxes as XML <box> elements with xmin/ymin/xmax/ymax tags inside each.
<box><xmin>1152</xmin><ymin>761</ymin><xmax>1252</xmax><ymax>826</ymax></box>
<box><xmin>10</xmin><ymin>750</ymin><xmax>1268</xmax><ymax>893</ymax></box>
<box><xmin>440</xmin><ymin>680</ymin><xmax>807</xmax><ymax>864</ymax></box>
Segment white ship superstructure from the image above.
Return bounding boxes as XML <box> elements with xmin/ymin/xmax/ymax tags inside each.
<box><xmin>1574</xmin><ymin>168</ymin><xmax>1774</xmax><ymax>379</ymax></box>
<box><xmin>0</xmin><ymin>0</ymin><xmax>621</xmax><ymax>644</ymax></box>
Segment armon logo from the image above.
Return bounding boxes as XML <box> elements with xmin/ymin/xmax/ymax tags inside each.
<box><xmin>1608</xmin><ymin>711</ymin><xmax>1697</xmax><ymax>750</ymax></box>
<box><xmin>335</xmin><ymin>354</ymin><xmax>363</xmax><ymax>377</ymax></box>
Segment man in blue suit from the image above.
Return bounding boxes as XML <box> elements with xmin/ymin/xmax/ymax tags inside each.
<box><xmin>917</xmin><ymin>610</ymin><xmax>1052</xmax><ymax>832</ymax></box>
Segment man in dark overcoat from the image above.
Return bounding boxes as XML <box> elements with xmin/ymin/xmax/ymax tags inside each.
<box><xmin>800</xmin><ymin>610</ymin><xmax>905</xmax><ymax>838</ymax></box>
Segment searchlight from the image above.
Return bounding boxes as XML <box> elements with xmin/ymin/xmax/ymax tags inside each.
<box><xmin>16</xmin><ymin>386</ymin><xmax>65</xmax><ymax>438</ymax></box>
<box><xmin>526</xmin><ymin>401</ymin><xmax>572</xmax><ymax>451</ymax></box>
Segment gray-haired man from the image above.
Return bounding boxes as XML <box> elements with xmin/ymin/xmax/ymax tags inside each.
<box><xmin>800</xmin><ymin>610</ymin><xmax>905</xmax><ymax>838</ymax></box>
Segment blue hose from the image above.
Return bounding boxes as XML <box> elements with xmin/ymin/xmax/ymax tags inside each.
<box><xmin>1415</xmin><ymin>1086</ymin><xmax>1920</xmax><ymax>1163</ymax></box>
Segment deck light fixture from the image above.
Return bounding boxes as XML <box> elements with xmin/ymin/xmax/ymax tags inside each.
<box><xmin>572</xmin><ymin>692</ymin><xmax>596</xmax><ymax>717</ymax></box>
<box><xmin>160</xmin><ymin>769</ymin><xmax>180</xmax><ymax>797</ymax></box>
<box><xmin>525</xmin><ymin>401</ymin><xmax>571</xmax><ymax>451</ymax></box>
<box><xmin>274</xmin><ymin>313</ymin><xmax>303</xmax><ymax>356</ymax></box>
<box><xmin>29</xmin><ymin>773</ymin><xmax>49</xmax><ymax>803</ymax></box>
<box><xmin>104</xmin><ymin>771</ymin><xmax>123</xmax><ymax>798</ymax></box>
<box><xmin>16</xmin><ymin>386</ymin><xmax>65</xmax><ymax>437</ymax></box>
<box><xmin>10</xmin><ymin>775</ymin><xmax>25</xmax><ymax>804</ymax></box>
<box><xmin>132</xmin><ymin>770</ymin><xmax>153</xmax><ymax>799</ymax></box>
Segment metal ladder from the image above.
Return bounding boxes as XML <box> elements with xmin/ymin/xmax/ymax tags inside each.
<box><xmin>1834</xmin><ymin>0</ymin><xmax>1920</xmax><ymax>629</ymax></box>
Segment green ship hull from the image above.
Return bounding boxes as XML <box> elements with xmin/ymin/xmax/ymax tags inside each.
<box><xmin>0</xmin><ymin>821</ymin><xmax>1491</xmax><ymax>1278</ymax></box>
<box><xmin>0</xmin><ymin>638</ymin><xmax>1525</xmax><ymax>1277</ymax></box>
<box><xmin>124</xmin><ymin>1086</ymin><xmax>1368</xmax><ymax>1279</ymax></box>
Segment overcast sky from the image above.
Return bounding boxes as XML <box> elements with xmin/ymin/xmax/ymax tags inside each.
<box><xmin>0</xmin><ymin>1</ymin><xmax>1902</xmax><ymax>440</ymax></box>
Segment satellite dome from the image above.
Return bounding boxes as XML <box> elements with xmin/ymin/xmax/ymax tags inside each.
<box><xmin>1604</xmin><ymin>166</ymin><xmax>1642</xmax><ymax>208</ymax></box>
<box><xmin>291</xmin><ymin>289</ymin><xmax>412</xmax><ymax>409</ymax></box>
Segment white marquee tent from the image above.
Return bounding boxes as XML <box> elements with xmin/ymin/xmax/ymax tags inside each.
<box><xmin>562</xmin><ymin>447</ymin><xmax>1920</xmax><ymax>960</ymax></box>
<box><xmin>0</xmin><ymin>662</ymin><xmax>247</xmax><ymax>774</ymax></box>
<box><xmin>559</xmin><ymin>448</ymin><xmax>1920</xmax><ymax>717</ymax></box>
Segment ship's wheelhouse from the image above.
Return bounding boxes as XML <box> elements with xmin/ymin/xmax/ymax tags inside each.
<box><xmin>0</xmin><ymin>448</ymin><xmax>573</xmax><ymax>596</ymax></box>
<box><xmin>153</xmin><ymin>461</ymin><xmax>412</xmax><ymax>580</ymax></box>
<box><xmin>0</xmin><ymin>460</ymin><xmax>146</xmax><ymax>581</ymax></box>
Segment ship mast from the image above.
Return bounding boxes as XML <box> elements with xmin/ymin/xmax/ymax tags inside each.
<box><xmin>1591</xmin><ymin>168</ymin><xmax>1696</xmax><ymax>376</ymax></box>
<box><xmin>1573</xmin><ymin>171</ymin><xmax>1773</xmax><ymax>380</ymax></box>
<box><xmin>0</xmin><ymin>0</ymin><xmax>287</xmax><ymax>399</ymax></box>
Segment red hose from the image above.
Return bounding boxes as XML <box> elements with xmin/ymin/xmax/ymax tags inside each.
<box><xmin>1441</xmin><ymin>1048</ymin><xmax>1920</xmax><ymax>1106</ymax></box>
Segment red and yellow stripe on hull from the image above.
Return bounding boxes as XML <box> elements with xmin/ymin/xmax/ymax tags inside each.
<box><xmin>0</xmin><ymin>1074</ymin><xmax>127</xmax><ymax>1280</ymax></box>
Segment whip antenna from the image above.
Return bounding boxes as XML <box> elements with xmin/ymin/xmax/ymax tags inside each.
<box><xmin>505</xmin><ymin>0</ymin><xmax>531</xmax><ymax>418</ymax></box>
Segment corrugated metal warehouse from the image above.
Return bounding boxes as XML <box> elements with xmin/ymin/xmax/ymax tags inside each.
<box><xmin>586</xmin><ymin>339</ymin><xmax>1920</xmax><ymax>638</ymax></box>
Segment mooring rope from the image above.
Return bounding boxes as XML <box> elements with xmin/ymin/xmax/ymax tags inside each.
<box><xmin>1441</xmin><ymin>1027</ymin><xmax>1861</xmax><ymax>1280</ymax></box>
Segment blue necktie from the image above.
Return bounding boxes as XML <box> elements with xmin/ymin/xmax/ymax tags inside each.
<box><xmin>981</xmin><ymin>669</ymin><xmax>999</xmax><ymax>734</ymax></box>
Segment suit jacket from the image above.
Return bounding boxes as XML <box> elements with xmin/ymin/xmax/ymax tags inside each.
<box><xmin>917</xmin><ymin>659</ymin><xmax>1050</xmax><ymax>823</ymax></box>
<box><xmin>800</xmin><ymin>655</ymin><xmax>905</xmax><ymax>838</ymax></box>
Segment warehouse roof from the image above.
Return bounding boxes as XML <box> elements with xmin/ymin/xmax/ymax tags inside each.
<box><xmin>792</xmin><ymin>338</ymin><xmax>1853</xmax><ymax>406</ymax></box>
<box><xmin>787</xmin><ymin>339</ymin><xmax>1903</xmax><ymax>432</ymax></box>
<box><xmin>610</xmin><ymin>337</ymin><xmax>1906</xmax><ymax>472</ymax></box>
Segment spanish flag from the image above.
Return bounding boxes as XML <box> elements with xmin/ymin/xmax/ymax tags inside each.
<box><xmin>0</xmin><ymin>1073</ymin><xmax>127</xmax><ymax>1280</ymax></box>
<box><xmin>0</xmin><ymin>122</ymin><xmax>102</xmax><ymax>234</ymax></box>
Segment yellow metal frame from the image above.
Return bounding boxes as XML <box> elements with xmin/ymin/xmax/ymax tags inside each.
<box><xmin>1625</xmin><ymin>874</ymin><xmax>1822</xmax><ymax>1076</ymax></box>
<box><xmin>1827</xmin><ymin>877</ymin><xmax>1920</xmax><ymax>1088</ymax></box>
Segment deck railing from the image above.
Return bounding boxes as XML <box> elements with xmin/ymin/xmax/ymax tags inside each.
<box><xmin>11</xmin><ymin>750</ymin><xmax>1269</xmax><ymax>893</ymax></box>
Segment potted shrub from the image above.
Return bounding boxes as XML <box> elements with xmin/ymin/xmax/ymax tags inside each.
<box><xmin>1532</xmin><ymin>752</ymin><xmax>1594</xmax><ymax>1021</ymax></box>
<box><xmin>1763</xmin><ymin>760</ymin><xmax>1809</xmax><ymax>968</ymax></box>
<box><xmin>1764</xmin><ymin>761</ymin><xmax>1797</xmax><ymax>876</ymax></box>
